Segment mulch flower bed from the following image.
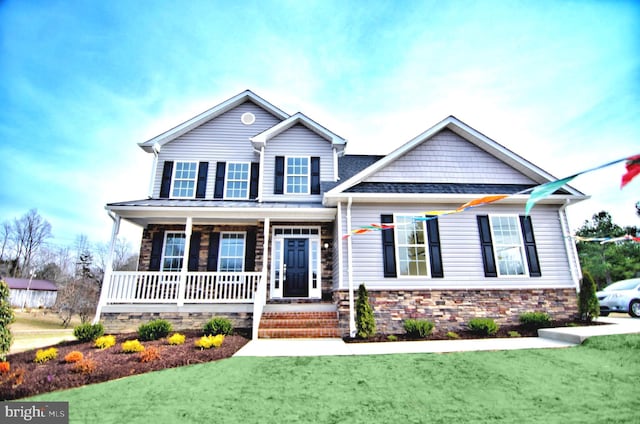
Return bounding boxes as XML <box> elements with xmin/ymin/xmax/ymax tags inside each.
<box><xmin>1</xmin><ymin>330</ymin><xmax>249</xmax><ymax>401</ymax></box>
<box><xmin>344</xmin><ymin>320</ymin><xmax>604</xmax><ymax>343</ymax></box>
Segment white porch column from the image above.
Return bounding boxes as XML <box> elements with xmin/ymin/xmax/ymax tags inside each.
<box><xmin>93</xmin><ymin>212</ymin><xmax>121</xmax><ymax>324</ymax></box>
<box><xmin>346</xmin><ymin>197</ymin><xmax>356</xmax><ymax>337</ymax></box>
<box><xmin>262</xmin><ymin>217</ymin><xmax>270</xmax><ymax>281</ymax></box>
<box><xmin>178</xmin><ymin>216</ymin><xmax>193</xmax><ymax>307</ymax></box>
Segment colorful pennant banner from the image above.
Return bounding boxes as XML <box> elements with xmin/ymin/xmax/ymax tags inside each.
<box><xmin>573</xmin><ymin>234</ymin><xmax>640</xmax><ymax>244</ymax></box>
<box><xmin>342</xmin><ymin>153</ymin><xmax>640</xmax><ymax>238</ymax></box>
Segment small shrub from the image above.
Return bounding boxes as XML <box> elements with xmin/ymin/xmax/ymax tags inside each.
<box><xmin>578</xmin><ymin>271</ymin><xmax>600</xmax><ymax>322</ymax></box>
<box><xmin>387</xmin><ymin>335</ymin><xmax>398</xmax><ymax>342</ymax></box>
<box><xmin>508</xmin><ymin>331</ymin><xmax>522</xmax><ymax>338</ymax></box>
<box><xmin>0</xmin><ymin>361</ymin><xmax>9</xmax><ymax>373</ymax></box>
<box><xmin>519</xmin><ymin>312</ymin><xmax>552</xmax><ymax>329</ymax></box>
<box><xmin>446</xmin><ymin>331</ymin><xmax>460</xmax><ymax>339</ymax></box>
<box><xmin>94</xmin><ymin>335</ymin><xmax>116</xmax><ymax>350</ymax></box>
<box><xmin>0</xmin><ymin>280</ymin><xmax>15</xmax><ymax>362</ymax></box>
<box><xmin>468</xmin><ymin>318</ymin><xmax>499</xmax><ymax>336</ymax></box>
<box><xmin>34</xmin><ymin>347</ymin><xmax>58</xmax><ymax>364</ymax></box>
<box><xmin>195</xmin><ymin>334</ymin><xmax>225</xmax><ymax>349</ymax></box>
<box><xmin>355</xmin><ymin>284</ymin><xmax>376</xmax><ymax>339</ymax></box>
<box><xmin>121</xmin><ymin>340</ymin><xmax>145</xmax><ymax>353</ymax></box>
<box><xmin>139</xmin><ymin>346</ymin><xmax>161</xmax><ymax>363</ymax></box>
<box><xmin>403</xmin><ymin>319</ymin><xmax>435</xmax><ymax>338</ymax></box>
<box><xmin>167</xmin><ymin>333</ymin><xmax>186</xmax><ymax>345</ymax></box>
<box><xmin>72</xmin><ymin>358</ymin><xmax>97</xmax><ymax>375</ymax></box>
<box><xmin>138</xmin><ymin>319</ymin><xmax>172</xmax><ymax>341</ymax></box>
<box><xmin>64</xmin><ymin>351</ymin><xmax>84</xmax><ymax>363</ymax></box>
<box><xmin>73</xmin><ymin>323</ymin><xmax>104</xmax><ymax>343</ymax></box>
<box><xmin>203</xmin><ymin>318</ymin><xmax>233</xmax><ymax>336</ymax></box>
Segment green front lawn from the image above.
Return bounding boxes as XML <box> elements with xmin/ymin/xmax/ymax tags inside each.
<box><xmin>32</xmin><ymin>334</ymin><xmax>639</xmax><ymax>424</ymax></box>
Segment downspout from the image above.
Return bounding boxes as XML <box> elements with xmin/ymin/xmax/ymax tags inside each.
<box><xmin>93</xmin><ymin>211</ymin><xmax>121</xmax><ymax>324</ymax></box>
<box><xmin>559</xmin><ymin>199</ymin><xmax>582</xmax><ymax>291</ymax></box>
<box><xmin>346</xmin><ymin>197</ymin><xmax>356</xmax><ymax>337</ymax></box>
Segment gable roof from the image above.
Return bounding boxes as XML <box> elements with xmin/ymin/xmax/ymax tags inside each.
<box><xmin>326</xmin><ymin>115</ymin><xmax>586</xmax><ymax>199</ymax></box>
<box><xmin>139</xmin><ymin>90</ymin><xmax>290</xmax><ymax>153</ymax></box>
<box><xmin>5</xmin><ymin>277</ymin><xmax>57</xmax><ymax>291</ymax></box>
<box><xmin>250</xmin><ymin>112</ymin><xmax>347</xmax><ymax>154</ymax></box>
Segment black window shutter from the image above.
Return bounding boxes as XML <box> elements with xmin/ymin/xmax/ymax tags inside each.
<box><xmin>520</xmin><ymin>216</ymin><xmax>541</xmax><ymax>277</ymax></box>
<box><xmin>188</xmin><ymin>232</ymin><xmax>202</xmax><ymax>271</ymax></box>
<box><xmin>159</xmin><ymin>161</ymin><xmax>173</xmax><ymax>198</ymax></box>
<box><xmin>381</xmin><ymin>214</ymin><xmax>397</xmax><ymax>278</ymax></box>
<box><xmin>195</xmin><ymin>162</ymin><xmax>208</xmax><ymax>199</ymax></box>
<box><xmin>274</xmin><ymin>156</ymin><xmax>285</xmax><ymax>194</ymax></box>
<box><xmin>477</xmin><ymin>215</ymin><xmax>497</xmax><ymax>277</ymax></box>
<box><xmin>311</xmin><ymin>157</ymin><xmax>321</xmax><ymax>194</ymax></box>
<box><xmin>426</xmin><ymin>217</ymin><xmax>444</xmax><ymax>278</ymax></box>
<box><xmin>149</xmin><ymin>231</ymin><xmax>165</xmax><ymax>271</ymax></box>
<box><xmin>244</xmin><ymin>228</ymin><xmax>257</xmax><ymax>271</ymax></box>
<box><xmin>207</xmin><ymin>232</ymin><xmax>220</xmax><ymax>271</ymax></box>
<box><xmin>249</xmin><ymin>162</ymin><xmax>260</xmax><ymax>199</ymax></box>
<box><xmin>214</xmin><ymin>162</ymin><xmax>226</xmax><ymax>199</ymax></box>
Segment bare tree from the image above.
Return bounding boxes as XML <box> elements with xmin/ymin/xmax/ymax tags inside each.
<box><xmin>11</xmin><ymin>209</ymin><xmax>52</xmax><ymax>277</ymax></box>
<box><xmin>0</xmin><ymin>221</ymin><xmax>10</xmax><ymax>262</ymax></box>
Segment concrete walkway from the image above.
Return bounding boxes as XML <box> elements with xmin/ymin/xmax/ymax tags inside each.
<box><xmin>234</xmin><ymin>316</ymin><xmax>640</xmax><ymax>357</ymax></box>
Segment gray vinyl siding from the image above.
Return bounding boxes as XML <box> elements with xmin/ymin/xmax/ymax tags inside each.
<box><xmin>152</xmin><ymin>102</ymin><xmax>282</xmax><ymax>198</ymax></box>
<box><xmin>365</xmin><ymin>129</ymin><xmax>537</xmax><ymax>184</ymax></box>
<box><xmin>262</xmin><ymin>123</ymin><xmax>335</xmax><ymax>202</ymax></box>
<box><xmin>336</xmin><ymin>202</ymin><xmax>574</xmax><ymax>290</ymax></box>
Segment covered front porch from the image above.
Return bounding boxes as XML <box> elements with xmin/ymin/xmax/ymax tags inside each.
<box><xmin>94</xmin><ymin>201</ymin><xmax>339</xmax><ymax>337</ymax></box>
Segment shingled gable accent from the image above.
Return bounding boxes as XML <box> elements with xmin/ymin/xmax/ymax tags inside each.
<box><xmin>249</xmin><ymin>112</ymin><xmax>347</xmax><ymax>154</ymax></box>
<box><xmin>138</xmin><ymin>90</ymin><xmax>290</xmax><ymax>153</ymax></box>
<box><xmin>325</xmin><ymin>115</ymin><xmax>585</xmax><ymax>199</ymax></box>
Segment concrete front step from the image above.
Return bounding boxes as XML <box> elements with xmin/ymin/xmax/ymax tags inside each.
<box><xmin>259</xmin><ymin>311</ymin><xmax>341</xmax><ymax>339</ymax></box>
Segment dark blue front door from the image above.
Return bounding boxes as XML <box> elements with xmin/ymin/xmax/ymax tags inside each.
<box><xmin>284</xmin><ymin>238</ymin><xmax>309</xmax><ymax>297</ymax></box>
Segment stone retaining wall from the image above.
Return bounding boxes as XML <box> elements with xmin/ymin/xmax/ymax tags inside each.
<box><xmin>334</xmin><ymin>288</ymin><xmax>578</xmax><ymax>335</ymax></box>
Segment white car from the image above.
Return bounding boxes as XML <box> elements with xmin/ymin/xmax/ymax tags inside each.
<box><xmin>596</xmin><ymin>278</ymin><xmax>640</xmax><ymax>318</ymax></box>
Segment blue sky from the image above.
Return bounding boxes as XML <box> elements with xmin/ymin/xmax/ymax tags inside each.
<box><xmin>1</xmin><ymin>0</ymin><xmax>638</xmax><ymax>248</ymax></box>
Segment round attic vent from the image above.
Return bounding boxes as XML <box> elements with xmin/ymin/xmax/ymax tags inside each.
<box><xmin>241</xmin><ymin>112</ymin><xmax>255</xmax><ymax>125</ymax></box>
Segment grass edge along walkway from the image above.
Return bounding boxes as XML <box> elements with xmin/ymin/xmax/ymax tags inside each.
<box><xmin>31</xmin><ymin>334</ymin><xmax>639</xmax><ymax>424</ymax></box>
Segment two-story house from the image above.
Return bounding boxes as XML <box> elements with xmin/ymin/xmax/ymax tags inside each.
<box><xmin>94</xmin><ymin>90</ymin><xmax>587</xmax><ymax>338</ymax></box>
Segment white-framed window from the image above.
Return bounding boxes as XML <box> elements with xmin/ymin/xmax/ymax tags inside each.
<box><xmin>394</xmin><ymin>215</ymin><xmax>429</xmax><ymax>277</ymax></box>
<box><xmin>162</xmin><ymin>232</ymin><xmax>186</xmax><ymax>271</ymax></box>
<box><xmin>285</xmin><ymin>156</ymin><xmax>309</xmax><ymax>194</ymax></box>
<box><xmin>490</xmin><ymin>215</ymin><xmax>527</xmax><ymax>276</ymax></box>
<box><xmin>218</xmin><ymin>232</ymin><xmax>246</xmax><ymax>272</ymax></box>
<box><xmin>224</xmin><ymin>162</ymin><xmax>250</xmax><ymax>199</ymax></box>
<box><xmin>171</xmin><ymin>161</ymin><xmax>198</xmax><ymax>198</ymax></box>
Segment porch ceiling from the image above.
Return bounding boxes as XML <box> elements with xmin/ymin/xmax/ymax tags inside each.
<box><xmin>106</xmin><ymin>199</ymin><xmax>336</xmax><ymax>227</ymax></box>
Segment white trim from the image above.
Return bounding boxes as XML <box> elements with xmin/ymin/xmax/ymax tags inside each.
<box><xmin>393</xmin><ymin>214</ymin><xmax>431</xmax><ymax>278</ymax></box>
<box><xmin>284</xmin><ymin>155</ymin><xmax>311</xmax><ymax>195</ymax></box>
<box><xmin>217</xmin><ymin>231</ymin><xmax>247</xmax><ymax>272</ymax></box>
<box><xmin>161</xmin><ymin>231</ymin><xmax>186</xmax><ymax>272</ymax></box>
<box><xmin>170</xmin><ymin>161</ymin><xmax>198</xmax><ymax>199</ymax></box>
<box><xmin>269</xmin><ymin>226</ymin><xmax>322</xmax><ymax>300</ymax></box>
<box><xmin>488</xmin><ymin>214</ymin><xmax>529</xmax><ymax>278</ymax></box>
<box><xmin>250</xmin><ymin>112</ymin><xmax>346</xmax><ymax>151</ymax></box>
<box><xmin>139</xmin><ymin>90</ymin><xmax>289</xmax><ymax>152</ymax></box>
<box><xmin>223</xmin><ymin>161</ymin><xmax>251</xmax><ymax>200</ymax></box>
<box><xmin>325</xmin><ymin>115</ymin><xmax>586</xmax><ymax>198</ymax></box>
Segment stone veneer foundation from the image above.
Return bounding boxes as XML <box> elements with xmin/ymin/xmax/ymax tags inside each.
<box><xmin>99</xmin><ymin>305</ymin><xmax>252</xmax><ymax>333</ymax></box>
<box><xmin>334</xmin><ymin>288</ymin><xmax>578</xmax><ymax>335</ymax></box>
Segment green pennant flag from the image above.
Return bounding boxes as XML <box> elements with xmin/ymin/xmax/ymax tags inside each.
<box><xmin>525</xmin><ymin>175</ymin><xmax>577</xmax><ymax>216</ymax></box>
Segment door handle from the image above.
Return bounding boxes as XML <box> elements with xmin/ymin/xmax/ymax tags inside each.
<box><xmin>283</xmin><ymin>264</ymin><xmax>287</xmax><ymax>281</ymax></box>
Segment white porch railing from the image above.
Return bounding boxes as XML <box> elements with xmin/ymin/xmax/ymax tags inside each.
<box><xmin>104</xmin><ymin>271</ymin><xmax>261</xmax><ymax>304</ymax></box>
